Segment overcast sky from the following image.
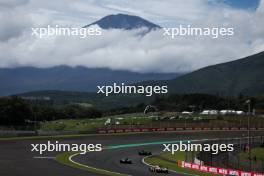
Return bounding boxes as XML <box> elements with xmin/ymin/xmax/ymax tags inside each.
<box><xmin>0</xmin><ymin>0</ymin><xmax>263</xmax><ymax>73</ymax></box>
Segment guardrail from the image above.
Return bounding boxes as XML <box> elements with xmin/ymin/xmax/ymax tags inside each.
<box><xmin>98</xmin><ymin>127</ymin><xmax>264</xmax><ymax>134</ymax></box>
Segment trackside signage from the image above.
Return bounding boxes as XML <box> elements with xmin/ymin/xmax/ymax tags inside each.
<box><xmin>178</xmin><ymin>161</ymin><xmax>264</xmax><ymax>176</ymax></box>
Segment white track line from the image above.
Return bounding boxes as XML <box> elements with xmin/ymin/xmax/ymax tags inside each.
<box><xmin>69</xmin><ymin>152</ymin><xmax>131</xmax><ymax>176</ymax></box>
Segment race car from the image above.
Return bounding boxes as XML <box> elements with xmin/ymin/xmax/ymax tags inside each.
<box><xmin>138</xmin><ymin>150</ymin><xmax>152</xmax><ymax>156</ymax></box>
<box><xmin>120</xmin><ymin>158</ymin><xmax>132</xmax><ymax>164</ymax></box>
<box><xmin>149</xmin><ymin>165</ymin><xmax>169</xmax><ymax>173</ymax></box>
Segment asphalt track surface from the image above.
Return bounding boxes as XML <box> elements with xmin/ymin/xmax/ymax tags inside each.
<box><xmin>1</xmin><ymin>131</ymin><xmax>264</xmax><ymax>176</ymax></box>
<box><xmin>74</xmin><ymin>144</ymin><xmax>181</xmax><ymax>176</ymax></box>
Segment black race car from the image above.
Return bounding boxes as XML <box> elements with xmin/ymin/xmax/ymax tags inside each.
<box><xmin>149</xmin><ymin>166</ymin><xmax>169</xmax><ymax>173</ymax></box>
<box><xmin>138</xmin><ymin>150</ymin><xmax>152</xmax><ymax>156</ymax></box>
<box><xmin>120</xmin><ymin>158</ymin><xmax>132</xmax><ymax>164</ymax></box>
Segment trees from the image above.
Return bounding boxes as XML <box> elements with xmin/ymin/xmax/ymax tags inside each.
<box><xmin>0</xmin><ymin>97</ymin><xmax>102</xmax><ymax>127</ymax></box>
<box><xmin>0</xmin><ymin>97</ymin><xmax>33</xmax><ymax>125</ymax></box>
<box><xmin>152</xmin><ymin>93</ymin><xmax>256</xmax><ymax>112</ymax></box>
<box><xmin>62</xmin><ymin>105</ymin><xmax>102</xmax><ymax>119</ymax></box>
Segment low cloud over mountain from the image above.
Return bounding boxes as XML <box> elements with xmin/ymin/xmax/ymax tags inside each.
<box><xmin>0</xmin><ymin>0</ymin><xmax>264</xmax><ymax>73</ymax></box>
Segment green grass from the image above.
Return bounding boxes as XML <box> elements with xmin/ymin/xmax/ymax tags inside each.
<box><xmin>145</xmin><ymin>151</ymin><xmax>219</xmax><ymax>176</ymax></box>
<box><xmin>159</xmin><ymin>151</ymin><xmax>197</xmax><ymax>162</ymax></box>
<box><xmin>56</xmin><ymin>152</ymin><xmax>128</xmax><ymax>176</ymax></box>
<box><xmin>40</xmin><ymin>114</ymin><xmax>151</xmax><ymax>132</ymax></box>
<box><xmin>239</xmin><ymin>147</ymin><xmax>264</xmax><ymax>161</ymax></box>
<box><xmin>40</xmin><ymin>113</ymin><xmax>264</xmax><ymax>132</ymax></box>
<box><xmin>40</xmin><ymin>118</ymin><xmax>105</xmax><ymax>131</ymax></box>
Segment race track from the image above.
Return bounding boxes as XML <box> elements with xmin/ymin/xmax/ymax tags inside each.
<box><xmin>1</xmin><ymin>131</ymin><xmax>264</xmax><ymax>176</ymax></box>
<box><xmin>73</xmin><ymin>144</ymin><xmax>181</xmax><ymax>176</ymax></box>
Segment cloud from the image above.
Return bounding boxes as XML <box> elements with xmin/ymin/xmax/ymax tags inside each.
<box><xmin>0</xmin><ymin>0</ymin><xmax>29</xmax><ymax>8</ymax></box>
<box><xmin>0</xmin><ymin>0</ymin><xmax>263</xmax><ymax>73</ymax></box>
<box><xmin>0</xmin><ymin>0</ymin><xmax>31</xmax><ymax>41</ymax></box>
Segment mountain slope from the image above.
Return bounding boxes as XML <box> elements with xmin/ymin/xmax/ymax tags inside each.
<box><xmin>0</xmin><ymin>66</ymin><xmax>179</xmax><ymax>96</ymax></box>
<box><xmin>160</xmin><ymin>52</ymin><xmax>264</xmax><ymax>96</ymax></box>
<box><xmin>16</xmin><ymin>90</ymin><xmax>153</xmax><ymax>110</ymax></box>
<box><xmin>85</xmin><ymin>14</ymin><xmax>161</xmax><ymax>30</ymax></box>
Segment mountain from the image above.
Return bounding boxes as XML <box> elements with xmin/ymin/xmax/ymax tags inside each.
<box><xmin>0</xmin><ymin>66</ymin><xmax>179</xmax><ymax>96</ymax></box>
<box><xmin>85</xmin><ymin>14</ymin><xmax>161</xmax><ymax>30</ymax></box>
<box><xmin>12</xmin><ymin>52</ymin><xmax>264</xmax><ymax>109</ymax></box>
<box><xmin>155</xmin><ymin>52</ymin><xmax>264</xmax><ymax>96</ymax></box>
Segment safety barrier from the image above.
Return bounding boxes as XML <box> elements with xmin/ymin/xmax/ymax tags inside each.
<box><xmin>97</xmin><ymin>127</ymin><xmax>264</xmax><ymax>134</ymax></box>
<box><xmin>178</xmin><ymin>160</ymin><xmax>264</xmax><ymax>176</ymax></box>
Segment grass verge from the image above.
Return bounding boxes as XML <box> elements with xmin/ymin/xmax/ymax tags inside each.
<box><xmin>239</xmin><ymin>147</ymin><xmax>264</xmax><ymax>161</ymax></box>
<box><xmin>144</xmin><ymin>151</ymin><xmax>219</xmax><ymax>176</ymax></box>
